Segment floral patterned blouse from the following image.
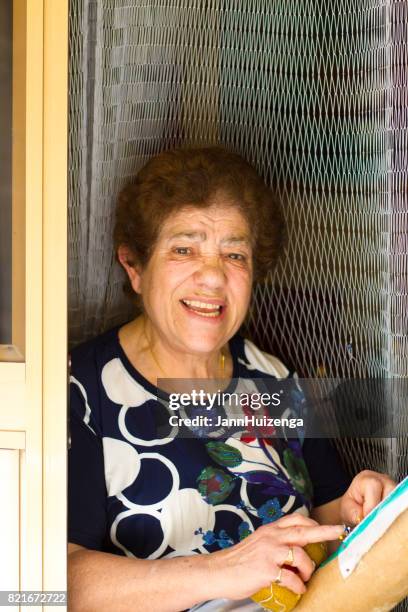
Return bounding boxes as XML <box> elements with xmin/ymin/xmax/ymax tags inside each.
<box><xmin>68</xmin><ymin>326</ymin><xmax>351</xmax><ymax>559</ymax></box>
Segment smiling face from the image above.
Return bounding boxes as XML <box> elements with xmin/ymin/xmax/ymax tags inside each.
<box><xmin>121</xmin><ymin>202</ymin><xmax>253</xmax><ymax>356</ymax></box>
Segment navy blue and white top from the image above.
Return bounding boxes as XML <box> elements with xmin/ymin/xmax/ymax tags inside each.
<box><xmin>68</xmin><ymin>326</ymin><xmax>351</xmax><ymax>559</ymax></box>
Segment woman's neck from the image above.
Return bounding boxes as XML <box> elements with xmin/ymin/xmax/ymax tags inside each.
<box><xmin>119</xmin><ymin>315</ymin><xmax>233</xmax><ymax>384</ymax></box>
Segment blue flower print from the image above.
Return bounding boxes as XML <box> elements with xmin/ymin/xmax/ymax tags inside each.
<box><xmin>238</xmin><ymin>521</ymin><xmax>252</xmax><ymax>540</ymax></box>
<box><xmin>202</xmin><ymin>530</ymin><xmax>216</xmax><ymax>545</ymax></box>
<box><xmin>195</xmin><ymin>527</ymin><xmax>236</xmax><ymax>549</ymax></box>
<box><xmin>257</xmin><ymin>498</ymin><xmax>283</xmax><ymax>524</ymax></box>
<box><xmin>218</xmin><ymin>529</ymin><xmax>234</xmax><ymax>548</ymax></box>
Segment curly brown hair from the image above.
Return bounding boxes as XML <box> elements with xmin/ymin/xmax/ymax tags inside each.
<box><xmin>114</xmin><ymin>146</ymin><xmax>285</xmax><ymax>295</ymax></box>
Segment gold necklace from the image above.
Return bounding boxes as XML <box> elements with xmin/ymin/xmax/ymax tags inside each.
<box><xmin>143</xmin><ymin>320</ymin><xmax>226</xmax><ymax>379</ymax></box>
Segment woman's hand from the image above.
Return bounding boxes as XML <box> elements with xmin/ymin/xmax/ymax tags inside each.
<box><xmin>340</xmin><ymin>470</ymin><xmax>396</xmax><ymax>526</ymax></box>
<box><xmin>206</xmin><ymin>513</ymin><xmax>345</xmax><ymax>601</ymax></box>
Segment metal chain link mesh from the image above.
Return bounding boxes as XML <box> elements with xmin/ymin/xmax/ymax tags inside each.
<box><xmin>68</xmin><ymin>3</ymin><xmax>408</xmax><ymax>605</ymax></box>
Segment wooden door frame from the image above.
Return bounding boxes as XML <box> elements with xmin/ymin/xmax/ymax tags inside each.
<box><xmin>0</xmin><ymin>0</ymin><xmax>68</xmax><ymax>605</ymax></box>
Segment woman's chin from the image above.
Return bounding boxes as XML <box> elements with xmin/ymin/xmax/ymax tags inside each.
<box><xmin>175</xmin><ymin>331</ymin><xmax>229</xmax><ymax>357</ymax></box>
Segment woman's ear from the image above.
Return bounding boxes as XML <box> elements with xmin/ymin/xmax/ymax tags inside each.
<box><xmin>117</xmin><ymin>245</ymin><xmax>142</xmax><ymax>294</ymax></box>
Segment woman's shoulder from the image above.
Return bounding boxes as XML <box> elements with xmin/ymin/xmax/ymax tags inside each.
<box><xmin>69</xmin><ymin>326</ymin><xmax>121</xmax><ymax>377</ymax></box>
<box><xmin>69</xmin><ymin>326</ymin><xmax>125</xmax><ymax>436</ymax></box>
<box><xmin>232</xmin><ymin>334</ymin><xmax>290</xmax><ymax>379</ymax></box>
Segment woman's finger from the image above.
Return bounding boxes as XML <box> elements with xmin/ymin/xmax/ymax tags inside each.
<box><xmin>273</xmin><ymin>513</ymin><xmax>319</xmax><ymax>529</ymax></box>
<box><xmin>275</xmin><ymin>545</ymin><xmax>315</xmax><ymax>583</ymax></box>
<box><xmin>278</xmin><ymin>523</ymin><xmax>345</xmax><ymax>547</ymax></box>
<box><xmin>268</xmin><ymin>567</ymin><xmax>307</xmax><ymax>596</ymax></box>
<box><xmin>362</xmin><ymin>475</ymin><xmax>396</xmax><ymax>517</ymax></box>
<box><xmin>379</xmin><ymin>476</ymin><xmax>396</xmax><ymax>499</ymax></box>
<box><xmin>361</xmin><ymin>477</ymin><xmax>383</xmax><ymax>517</ymax></box>
<box><xmin>340</xmin><ymin>495</ymin><xmax>363</xmax><ymax>525</ymax></box>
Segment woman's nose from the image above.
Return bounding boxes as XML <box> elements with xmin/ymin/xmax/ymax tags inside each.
<box><xmin>193</xmin><ymin>256</ymin><xmax>226</xmax><ymax>290</ymax></box>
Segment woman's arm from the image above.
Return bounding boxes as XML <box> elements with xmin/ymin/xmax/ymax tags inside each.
<box><xmin>68</xmin><ymin>542</ymin><xmax>212</xmax><ymax>612</ymax></box>
<box><xmin>68</xmin><ymin>515</ymin><xmax>345</xmax><ymax>612</ymax></box>
<box><xmin>310</xmin><ymin>497</ymin><xmax>342</xmax><ymax>525</ymax></box>
<box><xmin>310</xmin><ymin>498</ymin><xmax>343</xmax><ymax>554</ymax></box>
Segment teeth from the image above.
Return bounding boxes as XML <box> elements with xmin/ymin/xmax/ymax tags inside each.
<box><xmin>182</xmin><ymin>299</ymin><xmax>222</xmax><ymax>310</ymax></box>
<box><xmin>181</xmin><ymin>299</ymin><xmax>223</xmax><ymax>317</ymax></box>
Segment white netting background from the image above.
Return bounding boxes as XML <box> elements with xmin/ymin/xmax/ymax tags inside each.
<box><xmin>68</xmin><ymin>5</ymin><xmax>408</xmax><ymax>602</ymax></box>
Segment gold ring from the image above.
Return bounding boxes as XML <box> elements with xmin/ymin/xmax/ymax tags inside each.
<box><xmin>284</xmin><ymin>546</ymin><xmax>294</xmax><ymax>566</ymax></box>
<box><xmin>273</xmin><ymin>567</ymin><xmax>283</xmax><ymax>584</ymax></box>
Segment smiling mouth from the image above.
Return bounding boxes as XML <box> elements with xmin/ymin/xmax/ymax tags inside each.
<box><xmin>180</xmin><ymin>299</ymin><xmax>224</xmax><ymax>318</ymax></box>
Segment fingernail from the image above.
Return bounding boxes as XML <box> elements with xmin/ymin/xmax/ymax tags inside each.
<box><xmin>352</xmin><ymin>510</ymin><xmax>362</xmax><ymax>524</ymax></box>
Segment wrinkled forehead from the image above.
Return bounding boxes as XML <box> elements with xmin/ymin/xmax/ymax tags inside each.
<box><xmin>158</xmin><ymin>204</ymin><xmax>252</xmax><ymax>246</ymax></box>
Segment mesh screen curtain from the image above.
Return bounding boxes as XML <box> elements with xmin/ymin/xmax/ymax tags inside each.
<box><xmin>68</xmin><ymin>1</ymin><xmax>408</xmax><ymax>586</ymax></box>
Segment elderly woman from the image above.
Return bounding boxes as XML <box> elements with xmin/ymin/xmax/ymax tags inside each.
<box><xmin>68</xmin><ymin>147</ymin><xmax>395</xmax><ymax>611</ymax></box>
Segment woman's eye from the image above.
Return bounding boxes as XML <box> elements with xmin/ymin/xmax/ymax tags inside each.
<box><xmin>173</xmin><ymin>247</ymin><xmax>192</xmax><ymax>255</ymax></box>
<box><xmin>228</xmin><ymin>253</ymin><xmax>246</xmax><ymax>261</ymax></box>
